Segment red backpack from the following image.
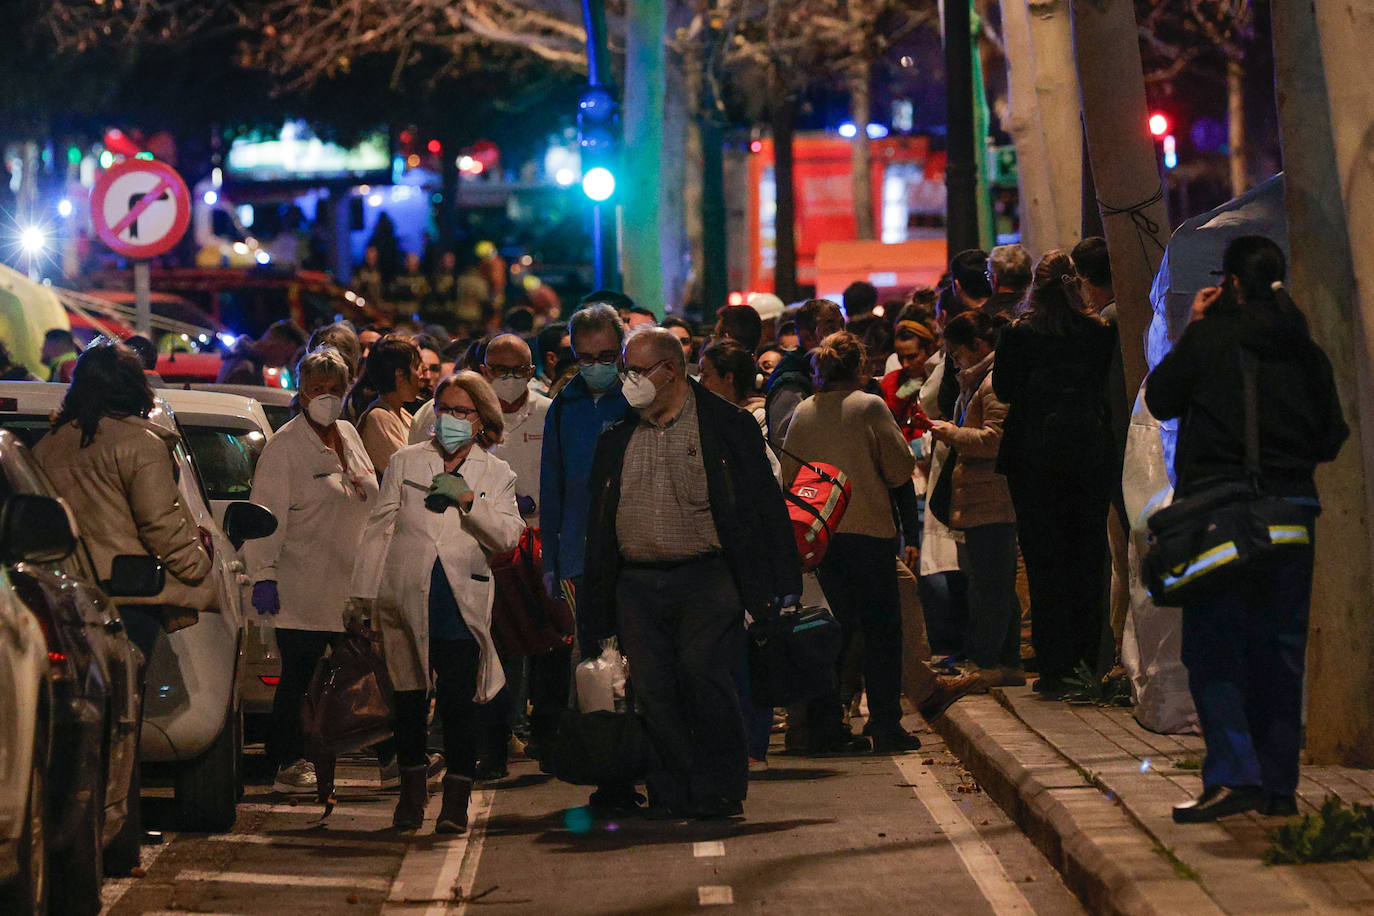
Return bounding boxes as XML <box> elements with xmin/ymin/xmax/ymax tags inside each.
<box><xmin>778</xmin><ymin>447</ymin><xmax>852</xmax><ymax>572</ymax></box>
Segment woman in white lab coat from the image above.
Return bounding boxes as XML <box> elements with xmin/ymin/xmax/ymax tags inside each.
<box><xmin>245</xmin><ymin>347</ymin><xmax>381</xmax><ymax>794</ymax></box>
<box><xmin>349</xmin><ymin>370</ymin><xmax>523</xmax><ymax>834</ymax></box>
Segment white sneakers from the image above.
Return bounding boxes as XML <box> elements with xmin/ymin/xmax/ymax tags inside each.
<box><xmin>273</xmin><ymin>759</ymin><xmax>317</xmax><ymax>794</ymax></box>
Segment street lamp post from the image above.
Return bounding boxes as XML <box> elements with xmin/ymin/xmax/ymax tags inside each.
<box><xmin>944</xmin><ymin>0</ymin><xmax>980</xmax><ymax>256</ymax></box>
<box><xmin>581</xmin><ymin>0</ymin><xmax>619</xmax><ymax>290</ymax></box>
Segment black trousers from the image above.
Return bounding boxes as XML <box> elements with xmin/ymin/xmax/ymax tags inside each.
<box><xmin>616</xmin><ymin>556</ymin><xmax>748</xmax><ymax>807</ymax></box>
<box><xmin>1008</xmin><ymin>474</ymin><xmax>1110</xmax><ymax>681</ymax></box>
<box><xmin>395</xmin><ymin>638</ymin><xmax>484</xmax><ymax>779</ymax></box>
<box><xmin>270</xmin><ymin>628</ymin><xmax>334</xmax><ymax>768</ymax></box>
<box><xmin>807</xmin><ymin>533</ymin><xmax>905</xmax><ymax>739</ymax></box>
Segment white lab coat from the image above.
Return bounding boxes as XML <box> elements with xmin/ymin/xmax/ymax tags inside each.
<box><xmin>349</xmin><ymin>441</ymin><xmax>523</xmax><ymax>699</ymax></box>
<box><xmin>244</xmin><ymin>416</ymin><xmax>379</xmax><ymax>631</ymax></box>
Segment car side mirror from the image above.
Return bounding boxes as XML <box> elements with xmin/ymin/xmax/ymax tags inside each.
<box><xmin>105</xmin><ymin>555</ymin><xmax>166</xmax><ymax>598</ymax></box>
<box><xmin>223</xmin><ymin>501</ymin><xmax>277</xmax><ymax>551</ymax></box>
<box><xmin>0</xmin><ymin>495</ymin><xmax>76</xmax><ymax>565</ymax></box>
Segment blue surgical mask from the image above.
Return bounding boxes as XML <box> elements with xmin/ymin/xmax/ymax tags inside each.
<box><xmin>435</xmin><ymin>414</ymin><xmax>474</xmax><ymax>452</ymax></box>
<box><xmin>579</xmin><ymin>361</ymin><xmax>619</xmax><ymax>391</ymax></box>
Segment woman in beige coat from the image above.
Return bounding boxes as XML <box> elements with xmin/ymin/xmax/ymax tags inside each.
<box><xmin>928</xmin><ymin>312</ymin><xmax>1024</xmax><ymax>689</ymax></box>
<box><xmin>349</xmin><ymin>371</ymin><xmax>523</xmax><ymax>834</ymax></box>
<box><xmin>33</xmin><ymin>343</ymin><xmax>213</xmax><ymax>659</ymax></box>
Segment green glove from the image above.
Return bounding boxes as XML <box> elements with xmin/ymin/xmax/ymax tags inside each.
<box><xmin>425</xmin><ymin>472</ymin><xmax>472</xmax><ymax>512</ymax></box>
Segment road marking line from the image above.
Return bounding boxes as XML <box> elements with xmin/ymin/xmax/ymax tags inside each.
<box><xmin>99</xmin><ymin>830</ymin><xmax>177</xmax><ymax>913</ymax></box>
<box><xmin>211</xmin><ymin>832</ymin><xmax>408</xmax><ymax>850</ymax></box>
<box><xmin>698</xmin><ymin>885</ymin><xmax>734</xmax><ymax>906</ymax></box>
<box><xmin>174</xmin><ymin>869</ymin><xmax>392</xmax><ymax>891</ymax></box>
<box><xmin>693</xmin><ymin>840</ymin><xmax>726</xmax><ymax>857</ymax></box>
<box><xmin>892</xmin><ymin>757</ymin><xmax>1036</xmax><ymax>915</ymax></box>
<box><xmin>383</xmin><ymin>788</ymin><xmax>496</xmax><ymax>916</ymax></box>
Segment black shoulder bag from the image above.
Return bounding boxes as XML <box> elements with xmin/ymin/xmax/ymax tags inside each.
<box><xmin>1142</xmin><ymin>349</ymin><xmax>1315</xmax><ymax>607</ymax></box>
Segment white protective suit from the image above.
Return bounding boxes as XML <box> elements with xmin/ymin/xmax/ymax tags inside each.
<box><xmin>245</xmin><ymin>416</ymin><xmax>379</xmax><ymax>632</ymax></box>
<box><xmin>349</xmin><ymin>441</ymin><xmax>523</xmax><ymax>699</ymax></box>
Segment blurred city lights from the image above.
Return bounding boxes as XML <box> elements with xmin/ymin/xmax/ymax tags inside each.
<box><xmin>255</xmin><ymin>250</ymin><xmax>271</xmax><ymax>265</ymax></box>
<box><xmin>582</xmin><ymin>166</ymin><xmax>616</xmax><ymax>202</ymax></box>
<box><xmin>838</xmin><ymin>122</ymin><xmax>858</xmax><ymax>139</ymax></box>
<box><xmin>554</xmin><ymin>168</ymin><xmax>576</xmax><ymax>187</ymax></box>
<box><xmin>866</xmin><ymin>123</ymin><xmax>890</xmax><ymax>139</ymax></box>
<box><xmin>57</xmin><ymin>199</ymin><xmax>74</xmax><ymax>218</ymax></box>
<box><xmin>203</xmin><ymin>190</ymin><xmax>218</xmax><ymax>206</ymax></box>
<box><xmin>1148</xmin><ymin>113</ymin><xmax>1170</xmax><ymax>137</ymax></box>
<box><xmin>98</xmin><ymin>150</ymin><xmax>114</xmax><ymax>169</ymax></box>
<box><xmin>19</xmin><ymin>226</ymin><xmax>46</xmax><ymax>255</ymax></box>
<box><xmin>750</xmin><ymin>140</ymin><xmax>763</xmax><ymax>153</ymax></box>
<box><xmin>367</xmin><ymin>192</ymin><xmax>383</xmax><ymax>207</ymax></box>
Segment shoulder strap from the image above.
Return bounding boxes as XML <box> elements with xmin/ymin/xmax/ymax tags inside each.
<box><xmin>1240</xmin><ymin>348</ymin><xmax>1261</xmax><ymax>484</ymax></box>
<box><xmin>772</xmin><ymin>440</ymin><xmax>842</xmax><ymax>486</ymax></box>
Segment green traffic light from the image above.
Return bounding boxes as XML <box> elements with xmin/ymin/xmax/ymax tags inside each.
<box><xmin>582</xmin><ymin>166</ymin><xmax>616</xmax><ymax>202</ymax></box>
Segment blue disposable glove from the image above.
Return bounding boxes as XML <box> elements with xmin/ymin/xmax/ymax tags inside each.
<box><xmin>252</xmin><ymin>580</ymin><xmax>281</xmax><ymax>616</ymax></box>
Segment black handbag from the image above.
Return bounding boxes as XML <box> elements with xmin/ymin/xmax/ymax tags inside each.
<box><xmin>747</xmin><ymin>604</ymin><xmax>844</xmax><ymax>707</ymax></box>
<box><xmin>549</xmin><ymin>709</ymin><xmax>655</xmax><ymax>786</ymax></box>
<box><xmin>1142</xmin><ymin>349</ymin><xmax>1314</xmax><ymax>607</ymax></box>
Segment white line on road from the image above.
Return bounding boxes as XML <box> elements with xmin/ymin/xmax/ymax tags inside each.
<box><xmin>698</xmin><ymin>885</ymin><xmax>735</xmax><ymax>906</ymax></box>
<box><xmin>693</xmin><ymin>841</ymin><xmax>726</xmax><ymax>857</ymax></box>
<box><xmin>383</xmin><ymin>788</ymin><xmax>496</xmax><ymax>916</ymax></box>
<box><xmin>173</xmin><ymin>869</ymin><xmax>393</xmax><ymax>891</ymax></box>
<box><xmin>892</xmin><ymin>757</ymin><xmax>1036</xmax><ymax>915</ymax></box>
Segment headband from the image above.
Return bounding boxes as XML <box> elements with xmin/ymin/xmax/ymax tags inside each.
<box><xmin>896</xmin><ymin>320</ymin><xmax>935</xmax><ymax>342</ymax></box>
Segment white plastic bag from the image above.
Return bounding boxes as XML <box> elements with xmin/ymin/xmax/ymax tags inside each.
<box><xmin>575</xmin><ymin>638</ymin><xmax>630</xmax><ymax>713</ymax></box>
<box><xmin>1120</xmin><ymin>388</ymin><xmax>1199</xmax><ymax>735</ymax></box>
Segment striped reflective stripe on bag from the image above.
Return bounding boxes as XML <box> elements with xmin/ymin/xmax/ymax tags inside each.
<box><xmin>1162</xmin><ymin>541</ymin><xmax>1241</xmax><ymax>592</ymax></box>
<box><xmin>1268</xmin><ymin>524</ymin><xmax>1311</xmax><ymax>545</ymax></box>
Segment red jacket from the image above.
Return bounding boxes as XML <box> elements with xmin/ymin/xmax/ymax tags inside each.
<box><xmin>880</xmin><ymin>369</ymin><xmax>932</xmax><ymax>442</ymax></box>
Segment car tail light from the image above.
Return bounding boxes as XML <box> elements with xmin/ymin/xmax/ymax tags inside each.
<box><xmin>259</xmin><ymin>675</ymin><xmax>280</xmax><ymax>686</ymax></box>
<box><xmin>31</xmin><ymin>609</ymin><xmax>70</xmax><ymax>671</ymax></box>
<box><xmin>199</xmin><ymin>527</ymin><xmax>215</xmax><ymax>564</ymax></box>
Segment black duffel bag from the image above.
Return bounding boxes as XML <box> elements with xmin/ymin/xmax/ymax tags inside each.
<box><xmin>1142</xmin><ymin>349</ymin><xmax>1315</xmax><ymax>607</ymax></box>
<box><xmin>747</xmin><ymin>604</ymin><xmax>844</xmax><ymax>707</ymax></box>
<box><xmin>549</xmin><ymin>709</ymin><xmax>655</xmax><ymax>786</ymax></box>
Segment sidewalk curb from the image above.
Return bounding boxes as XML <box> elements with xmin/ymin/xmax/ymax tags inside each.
<box><xmin>933</xmin><ymin>695</ymin><xmax>1224</xmax><ymax>916</ymax></box>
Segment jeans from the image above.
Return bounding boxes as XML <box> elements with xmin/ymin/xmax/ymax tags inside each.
<box><xmin>395</xmin><ymin>638</ymin><xmax>486</xmax><ymax>779</ymax></box>
<box><xmin>1009</xmin><ymin>474</ymin><xmax>1110</xmax><ymax>680</ymax></box>
<box><xmin>807</xmin><ymin>534</ymin><xmax>905</xmax><ymax>739</ymax></box>
<box><xmin>918</xmin><ymin>571</ymin><xmax>968</xmax><ymax>658</ymax></box>
<box><xmin>733</xmin><ymin>657</ymin><xmax>775</xmax><ymax>761</ymax></box>
<box><xmin>270</xmin><ymin>628</ymin><xmax>334</xmax><ymax>768</ymax></box>
<box><xmin>957</xmin><ymin>524</ymin><xmax>1021</xmax><ymax>670</ymax></box>
<box><xmin>616</xmin><ymin>556</ymin><xmax>748</xmax><ymax>807</ymax></box>
<box><xmin>1181</xmin><ymin>526</ymin><xmax>1316</xmax><ymax>796</ymax></box>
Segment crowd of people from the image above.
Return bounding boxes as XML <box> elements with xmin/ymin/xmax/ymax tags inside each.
<box><xmin>20</xmin><ymin>229</ymin><xmax>1340</xmax><ymax>833</ymax></box>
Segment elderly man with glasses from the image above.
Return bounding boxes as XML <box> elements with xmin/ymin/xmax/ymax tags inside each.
<box><xmin>580</xmin><ymin>327</ymin><xmax>802</xmax><ymax>820</ymax></box>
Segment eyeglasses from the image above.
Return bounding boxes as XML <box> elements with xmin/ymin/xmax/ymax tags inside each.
<box><xmin>575</xmin><ymin>350</ymin><xmax>619</xmax><ymax>367</ymax></box>
<box><xmin>619</xmin><ymin>358</ymin><xmax>670</xmax><ymax>385</ymax></box>
<box><xmin>484</xmin><ymin>363</ymin><xmax>533</xmax><ymax>380</ymax></box>
<box><xmin>435</xmin><ymin>404</ymin><xmax>479</xmax><ymax>418</ymax></box>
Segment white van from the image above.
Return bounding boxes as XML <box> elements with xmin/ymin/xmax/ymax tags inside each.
<box><xmin>0</xmin><ymin>382</ymin><xmax>273</xmax><ymax>831</ymax></box>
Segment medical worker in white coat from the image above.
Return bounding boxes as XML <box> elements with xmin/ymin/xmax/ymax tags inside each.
<box><xmin>245</xmin><ymin>346</ymin><xmax>380</xmax><ymax>795</ymax></box>
<box><xmin>349</xmin><ymin>370</ymin><xmax>523</xmax><ymax>834</ymax></box>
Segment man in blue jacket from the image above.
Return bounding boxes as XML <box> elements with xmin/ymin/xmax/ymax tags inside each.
<box><xmin>535</xmin><ymin>297</ymin><xmax>631</xmax><ymax>796</ymax></box>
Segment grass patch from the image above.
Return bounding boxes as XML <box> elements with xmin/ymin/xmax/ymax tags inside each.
<box><xmin>1265</xmin><ymin>795</ymin><xmax>1374</xmax><ymax>865</ymax></box>
<box><xmin>1158</xmin><ymin>845</ymin><xmax>1201</xmax><ymax>881</ymax></box>
<box><xmin>1173</xmin><ymin>755</ymin><xmax>1202</xmax><ymax>771</ymax></box>
<box><xmin>1061</xmin><ymin>661</ymin><xmax>1132</xmax><ymax>707</ymax></box>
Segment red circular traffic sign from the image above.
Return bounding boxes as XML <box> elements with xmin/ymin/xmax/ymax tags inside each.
<box><xmin>90</xmin><ymin>158</ymin><xmax>191</xmax><ymax>259</ymax></box>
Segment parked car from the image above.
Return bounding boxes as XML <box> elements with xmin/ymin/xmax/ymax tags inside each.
<box><xmin>183</xmin><ymin>384</ymin><xmax>295</xmax><ymax>431</ymax></box>
<box><xmin>156</xmin><ymin>388</ymin><xmax>280</xmax><ymax>725</ymax></box>
<box><xmin>0</xmin><ymin>435</ymin><xmax>154</xmax><ymax>915</ymax></box>
<box><xmin>0</xmin><ymin>383</ymin><xmax>274</xmax><ymax>832</ymax></box>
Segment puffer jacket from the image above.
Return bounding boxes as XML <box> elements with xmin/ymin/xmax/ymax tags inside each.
<box><xmin>34</xmin><ymin>416</ymin><xmax>214</xmax><ymax>631</ymax></box>
<box><xmin>943</xmin><ymin>352</ymin><xmax>1015</xmax><ymax>529</ymax></box>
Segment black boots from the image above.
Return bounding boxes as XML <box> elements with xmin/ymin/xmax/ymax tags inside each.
<box><xmin>435</xmin><ymin>775</ymin><xmax>473</xmax><ymax>834</ymax></box>
<box><xmin>392</xmin><ymin>765</ymin><xmax>428</xmax><ymax>830</ymax></box>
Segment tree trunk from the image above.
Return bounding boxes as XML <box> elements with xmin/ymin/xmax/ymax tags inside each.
<box><xmin>622</xmin><ymin>0</ymin><xmax>667</xmax><ymax>316</ymax></box>
<box><xmin>1026</xmin><ymin>0</ymin><xmax>1083</xmax><ymax>251</ymax></box>
<box><xmin>1069</xmin><ymin>0</ymin><xmax>1170</xmax><ymax>399</ymax></box>
<box><xmin>945</xmin><ymin>0</ymin><xmax>981</xmax><ymax>255</ymax></box>
<box><xmin>1227</xmin><ymin>56</ymin><xmax>1248</xmax><ymax>197</ymax></box>
<box><xmin>998</xmin><ymin>0</ymin><xmax>1058</xmax><ymax>256</ymax></box>
<box><xmin>849</xmin><ymin>58</ymin><xmax>875</xmax><ymax>241</ymax></box>
<box><xmin>683</xmin><ymin>45</ymin><xmax>706</xmax><ymax>313</ymax></box>
<box><xmin>660</xmin><ymin>0</ymin><xmax>694</xmax><ymax>314</ymax></box>
<box><xmin>771</xmin><ymin>84</ymin><xmax>799</xmax><ymax>302</ymax></box>
<box><xmin>1274</xmin><ymin>0</ymin><xmax>1374</xmax><ymax>767</ymax></box>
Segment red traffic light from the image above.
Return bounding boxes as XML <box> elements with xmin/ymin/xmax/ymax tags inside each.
<box><xmin>427</xmin><ymin>139</ymin><xmax>442</xmax><ymax>154</ymax></box>
<box><xmin>1148</xmin><ymin>113</ymin><xmax>1170</xmax><ymax>138</ymax></box>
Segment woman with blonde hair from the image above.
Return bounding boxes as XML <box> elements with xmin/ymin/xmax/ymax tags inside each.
<box><xmin>349</xmin><ymin>370</ymin><xmax>524</xmax><ymax>833</ymax></box>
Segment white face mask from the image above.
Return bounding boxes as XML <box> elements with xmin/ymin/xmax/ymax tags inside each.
<box><xmin>621</xmin><ymin>374</ymin><xmax>659</xmax><ymax>408</ymax></box>
<box><xmin>489</xmin><ymin>375</ymin><xmax>529</xmax><ymax>405</ymax></box>
<box><xmin>305</xmin><ymin>393</ymin><xmax>343</xmax><ymax>426</ymax></box>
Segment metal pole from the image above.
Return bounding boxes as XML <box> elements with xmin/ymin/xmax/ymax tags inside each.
<box><xmin>699</xmin><ymin>0</ymin><xmax>728</xmax><ymax>316</ymax></box>
<box><xmin>134</xmin><ymin>260</ymin><xmax>152</xmax><ymax>337</ymax></box>
<box><xmin>944</xmin><ymin>0</ymin><xmax>980</xmax><ymax>255</ymax></box>
<box><xmin>592</xmin><ymin>205</ymin><xmax>605</xmax><ymax>289</ymax></box>
<box><xmin>582</xmin><ymin>0</ymin><xmax>610</xmax><ymax>88</ymax></box>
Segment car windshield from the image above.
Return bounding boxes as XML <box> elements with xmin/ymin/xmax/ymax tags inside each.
<box><xmin>179</xmin><ymin>425</ymin><xmax>266</xmax><ymax>502</ymax></box>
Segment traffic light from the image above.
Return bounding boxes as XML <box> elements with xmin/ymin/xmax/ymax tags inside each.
<box><xmin>577</xmin><ymin>83</ymin><xmax>619</xmax><ymax>202</ymax></box>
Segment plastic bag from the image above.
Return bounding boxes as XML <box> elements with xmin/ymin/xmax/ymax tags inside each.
<box><xmin>575</xmin><ymin>638</ymin><xmax>629</xmax><ymax>713</ymax></box>
<box><xmin>1119</xmin><ymin>388</ymin><xmax>1199</xmax><ymax>735</ymax></box>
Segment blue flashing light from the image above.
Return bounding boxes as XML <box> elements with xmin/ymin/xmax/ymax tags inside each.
<box><xmin>838</xmin><ymin>122</ymin><xmax>858</xmax><ymax>139</ymax></box>
<box><xmin>582</xmin><ymin>167</ymin><xmax>616</xmax><ymax>202</ymax></box>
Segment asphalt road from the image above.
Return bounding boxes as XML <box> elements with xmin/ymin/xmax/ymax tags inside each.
<box><xmin>99</xmin><ymin>715</ymin><xmax>1083</xmax><ymax>916</ymax></box>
